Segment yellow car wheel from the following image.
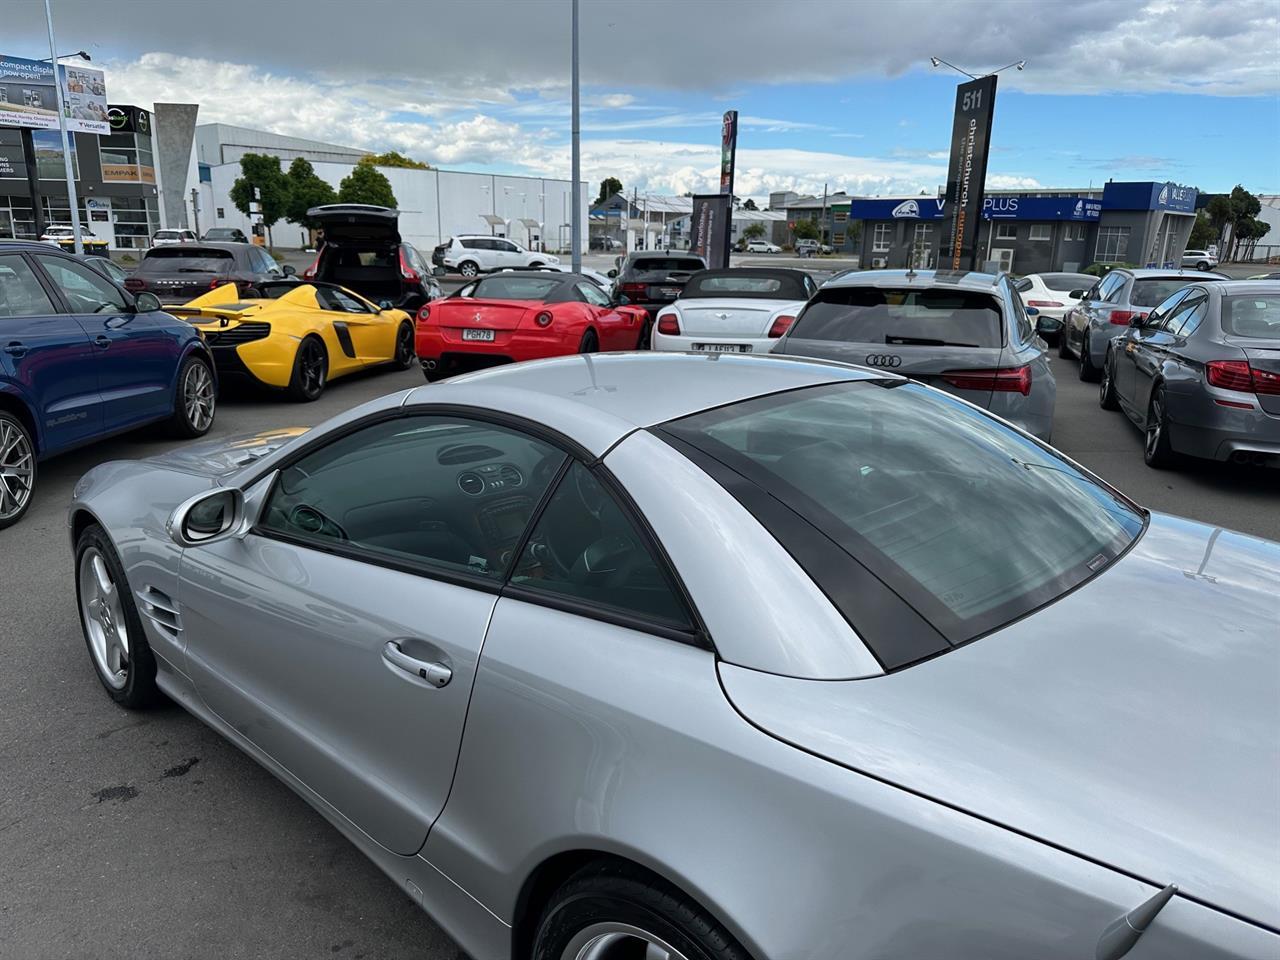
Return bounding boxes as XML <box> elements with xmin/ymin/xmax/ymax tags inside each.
<box><xmin>286</xmin><ymin>336</ymin><xmax>327</xmax><ymax>402</ymax></box>
<box><xmin>393</xmin><ymin>321</ymin><xmax>415</xmax><ymax>370</ymax></box>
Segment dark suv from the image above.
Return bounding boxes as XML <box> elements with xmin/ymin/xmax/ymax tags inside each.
<box><xmin>611</xmin><ymin>252</ymin><xmax>708</xmax><ymax>331</ymax></box>
<box><xmin>304</xmin><ymin>204</ymin><xmax>442</xmax><ymax>313</ymax></box>
<box><xmin>126</xmin><ymin>242</ymin><xmax>289</xmax><ymax>303</ymax></box>
<box><xmin>202</xmin><ymin>227</ymin><xmax>248</xmax><ymax>243</ymax></box>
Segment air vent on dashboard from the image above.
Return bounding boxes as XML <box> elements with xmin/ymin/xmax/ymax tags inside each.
<box><xmin>497</xmin><ymin>465</ymin><xmax>523</xmax><ymax>488</ymax></box>
<box><xmin>438</xmin><ymin>443</ymin><xmax>504</xmax><ymax>465</ymax></box>
<box><xmin>457</xmin><ymin>472</ymin><xmax>485</xmax><ymax>496</ymax></box>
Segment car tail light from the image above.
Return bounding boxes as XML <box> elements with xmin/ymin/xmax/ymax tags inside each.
<box><xmin>209</xmin><ymin>278</ymin><xmax>223</xmax><ymax>289</ymax></box>
<box><xmin>1027</xmin><ymin>300</ymin><xmax>1063</xmax><ymax>308</ymax></box>
<box><xmin>1207</xmin><ymin>360</ymin><xmax>1280</xmax><ymax>396</ymax></box>
<box><xmin>124</xmin><ymin>278</ymin><xmax>145</xmax><ymax>291</ymax></box>
<box><xmin>768</xmin><ymin>314</ymin><xmax>796</xmax><ymax>338</ymax></box>
<box><xmin>657</xmin><ymin>312</ymin><xmax>680</xmax><ymax>336</ymax></box>
<box><xmin>1108</xmin><ymin>309</ymin><xmax>1147</xmax><ymax>325</ymax></box>
<box><xmin>941</xmin><ymin>366</ymin><xmax>1032</xmax><ymax>396</ymax></box>
<box><xmin>534</xmin><ymin>310</ymin><xmax>553</xmax><ymax>327</ymax></box>
<box><xmin>416</xmin><ymin>305</ymin><xmax>430</xmax><ymax>324</ymax></box>
<box><xmin>619</xmin><ymin>282</ymin><xmax>647</xmax><ymax>299</ymax></box>
<box><xmin>399</xmin><ymin>247</ymin><xmax>419</xmax><ymax>282</ymax></box>
<box><xmin>302</xmin><ymin>252</ymin><xmax>320</xmax><ymax>280</ymax></box>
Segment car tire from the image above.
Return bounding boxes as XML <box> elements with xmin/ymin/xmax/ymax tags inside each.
<box><xmin>0</xmin><ymin>410</ymin><xmax>36</xmax><ymax>530</ymax></box>
<box><xmin>532</xmin><ymin>861</ymin><xmax>754</xmax><ymax>960</ymax></box>
<box><xmin>529</xmin><ymin>261</ymin><xmax>544</xmax><ymax>268</ymax></box>
<box><xmin>1144</xmin><ymin>384</ymin><xmax>1177</xmax><ymax>468</ymax></box>
<box><xmin>635</xmin><ymin>318</ymin><xmax>652</xmax><ymax>350</ymax></box>
<box><xmin>75</xmin><ymin>523</ymin><xmax>161</xmax><ymax>709</ymax></box>
<box><xmin>1197</xmin><ymin>261</ymin><xmax>1210</xmax><ymax>271</ymax></box>
<box><xmin>287</xmin><ymin>335</ymin><xmax>328</xmax><ymax>402</ymax></box>
<box><xmin>392</xmin><ymin>321</ymin><xmax>415</xmax><ymax>370</ymax></box>
<box><xmin>458</xmin><ymin>261</ymin><xmax>479</xmax><ymax>278</ymax></box>
<box><xmin>168</xmin><ymin>354</ymin><xmax>216</xmax><ymax>438</ymax></box>
<box><xmin>578</xmin><ymin>329</ymin><xmax>599</xmax><ymax>354</ymax></box>
<box><xmin>1099</xmin><ymin>349</ymin><xmax>1120</xmax><ymax>410</ymax></box>
<box><xmin>1078</xmin><ymin>335</ymin><xmax>1100</xmax><ymax>382</ymax></box>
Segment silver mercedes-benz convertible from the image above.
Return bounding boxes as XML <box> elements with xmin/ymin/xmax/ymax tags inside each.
<box><xmin>68</xmin><ymin>352</ymin><xmax>1279</xmax><ymax>960</ymax></box>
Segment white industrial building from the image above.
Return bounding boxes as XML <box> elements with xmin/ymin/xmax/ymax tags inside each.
<box><xmin>191</xmin><ymin>124</ymin><xmax>589</xmax><ymax>253</ymax></box>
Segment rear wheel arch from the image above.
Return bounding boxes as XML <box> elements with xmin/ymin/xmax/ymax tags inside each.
<box><xmin>0</xmin><ymin>391</ymin><xmax>40</xmax><ymax>456</ymax></box>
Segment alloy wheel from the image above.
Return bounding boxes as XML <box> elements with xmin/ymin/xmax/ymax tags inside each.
<box><xmin>183</xmin><ymin>361</ymin><xmax>216</xmax><ymax>432</ymax></box>
<box><xmin>0</xmin><ymin>418</ymin><xmax>34</xmax><ymax>521</ymax></box>
<box><xmin>396</xmin><ymin>324</ymin><xmax>414</xmax><ymax>365</ymax></box>
<box><xmin>301</xmin><ymin>341</ymin><xmax>326</xmax><ymax>395</ymax></box>
<box><xmin>559</xmin><ymin>922</ymin><xmax>692</xmax><ymax>960</ymax></box>
<box><xmin>1146</xmin><ymin>393</ymin><xmax>1164</xmax><ymax>459</ymax></box>
<box><xmin>79</xmin><ymin>547</ymin><xmax>130</xmax><ymax>690</ymax></box>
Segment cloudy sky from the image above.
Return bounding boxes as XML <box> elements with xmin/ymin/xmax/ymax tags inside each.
<box><xmin>9</xmin><ymin>0</ymin><xmax>1279</xmax><ymax>199</ymax></box>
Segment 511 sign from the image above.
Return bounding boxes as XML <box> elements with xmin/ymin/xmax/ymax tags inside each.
<box><xmin>941</xmin><ymin>74</ymin><xmax>998</xmax><ymax>271</ymax></box>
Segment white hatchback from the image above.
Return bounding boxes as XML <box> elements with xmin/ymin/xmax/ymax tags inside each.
<box><xmin>439</xmin><ymin>235</ymin><xmax>558</xmax><ymax>278</ymax></box>
<box><xmin>651</xmin><ymin>268</ymin><xmax>816</xmax><ymax>353</ymax></box>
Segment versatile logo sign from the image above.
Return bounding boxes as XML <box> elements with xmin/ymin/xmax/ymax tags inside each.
<box><xmin>891</xmin><ymin>200</ymin><xmax>920</xmax><ymax>219</ymax></box>
<box><xmin>940</xmin><ymin>74</ymin><xmax>998</xmax><ymax>271</ymax></box>
<box><xmin>0</xmin><ymin>53</ymin><xmax>109</xmax><ymax>135</ymax></box>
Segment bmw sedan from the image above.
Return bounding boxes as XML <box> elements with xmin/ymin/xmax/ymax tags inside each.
<box><xmin>1100</xmin><ymin>280</ymin><xmax>1280</xmax><ymax>467</ymax></box>
<box><xmin>69</xmin><ymin>353</ymin><xmax>1278</xmax><ymax>960</ymax></box>
<box><xmin>772</xmin><ymin>269</ymin><xmax>1056</xmax><ymax>441</ymax></box>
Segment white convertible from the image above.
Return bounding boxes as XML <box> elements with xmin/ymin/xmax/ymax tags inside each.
<box><xmin>651</xmin><ymin>267</ymin><xmax>816</xmax><ymax>353</ymax></box>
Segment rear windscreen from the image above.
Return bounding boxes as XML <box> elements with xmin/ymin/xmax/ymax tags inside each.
<box><xmin>682</xmin><ymin>271</ymin><xmax>808</xmax><ymax>300</ymax></box>
<box><xmin>139</xmin><ymin>248</ymin><xmax>235</xmax><ymax>272</ymax></box>
<box><xmin>1131</xmin><ymin>278</ymin><xmax>1196</xmax><ymax>307</ymax></box>
<box><xmin>630</xmin><ymin>258</ymin><xmax>705</xmax><ymax>275</ymax></box>
<box><xmin>469</xmin><ymin>276</ymin><xmax>561</xmax><ymax>301</ymax></box>
<box><xmin>1223</xmin><ymin>294</ymin><xmax>1280</xmax><ymax>339</ymax></box>
<box><xmin>1041</xmin><ymin>273</ymin><xmax>1094</xmax><ymax>292</ymax></box>
<box><xmin>789</xmin><ymin>287</ymin><xmax>1004</xmax><ymax>348</ymax></box>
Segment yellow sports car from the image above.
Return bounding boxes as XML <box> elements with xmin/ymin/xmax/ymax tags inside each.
<box><xmin>171</xmin><ymin>282</ymin><xmax>417</xmax><ymax>401</ymax></box>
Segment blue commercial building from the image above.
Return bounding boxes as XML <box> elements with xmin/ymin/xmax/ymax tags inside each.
<box><xmin>845</xmin><ymin>180</ymin><xmax>1199</xmax><ymax>274</ymax></box>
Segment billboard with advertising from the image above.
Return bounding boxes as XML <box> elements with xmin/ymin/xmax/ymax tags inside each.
<box><xmin>939</xmin><ymin>75</ymin><xmax>997</xmax><ymax>271</ymax></box>
<box><xmin>719</xmin><ymin>110</ymin><xmax>738</xmax><ymax>195</ymax></box>
<box><xmin>689</xmin><ymin>194</ymin><xmax>732</xmax><ymax>270</ymax></box>
<box><xmin>0</xmin><ymin>54</ymin><xmax>109</xmax><ymax>135</ymax></box>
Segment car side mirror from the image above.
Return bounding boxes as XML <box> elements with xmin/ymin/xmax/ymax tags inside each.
<box><xmin>167</xmin><ymin>488</ymin><xmax>245</xmax><ymax>548</ymax></box>
<box><xmin>432</xmin><ymin>266</ymin><xmax>446</xmax><ymax>277</ymax></box>
<box><xmin>133</xmin><ymin>291</ymin><xmax>162</xmax><ymax>313</ymax></box>
<box><xmin>607</xmin><ymin>269</ymin><xmax>618</xmax><ymax>278</ymax></box>
<box><xmin>378</xmin><ymin>299</ymin><xmax>394</xmax><ymax>311</ymax></box>
<box><xmin>282</xmin><ymin>264</ymin><xmax>297</xmax><ymax>276</ymax></box>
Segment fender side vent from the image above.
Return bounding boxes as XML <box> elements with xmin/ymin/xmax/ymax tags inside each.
<box><xmin>137</xmin><ymin>586</ymin><xmax>182</xmax><ymax>640</ymax></box>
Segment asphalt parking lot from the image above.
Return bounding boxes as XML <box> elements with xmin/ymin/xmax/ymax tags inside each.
<box><xmin>1</xmin><ymin>298</ymin><xmax>1277</xmax><ymax>959</ymax></box>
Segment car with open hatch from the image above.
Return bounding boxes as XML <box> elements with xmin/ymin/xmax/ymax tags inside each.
<box><xmin>66</xmin><ymin>351</ymin><xmax>1279</xmax><ymax>960</ymax></box>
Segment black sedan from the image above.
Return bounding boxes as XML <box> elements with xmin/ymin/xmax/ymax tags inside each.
<box><xmin>125</xmin><ymin>241</ymin><xmax>293</xmax><ymax>303</ymax></box>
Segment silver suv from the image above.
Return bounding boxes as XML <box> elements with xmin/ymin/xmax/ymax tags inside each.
<box><xmin>434</xmin><ymin>235</ymin><xmax>558</xmax><ymax>278</ymax></box>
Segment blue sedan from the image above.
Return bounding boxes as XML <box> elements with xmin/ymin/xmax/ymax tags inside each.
<box><xmin>0</xmin><ymin>242</ymin><xmax>215</xmax><ymax>528</ymax></box>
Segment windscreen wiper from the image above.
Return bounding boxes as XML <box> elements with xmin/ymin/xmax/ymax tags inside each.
<box><xmin>886</xmin><ymin>335</ymin><xmax>980</xmax><ymax>348</ymax></box>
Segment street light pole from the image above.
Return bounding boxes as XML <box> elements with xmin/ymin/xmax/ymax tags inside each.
<box><xmin>570</xmin><ymin>0</ymin><xmax>581</xmax><ymax>272</ymax></box>
<box><xmin>44</xmin><ymin>0</ymin><xmax>84</xmax><ymax>255</ymax></box>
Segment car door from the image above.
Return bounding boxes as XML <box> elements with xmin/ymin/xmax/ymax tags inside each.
<box><xmin>1132</xmin><ymin>292</ymin><xmax>1206</xmax><ymax>418</ymax></box>
<box><xmin>1114</xmin><ymin>288</ymin><xmax>1186</xmax><ymax>407</ymax></box>
<box><xmin>32</xmin><ymin>252</ymin><xmax>180</xmax><ymax>429</ymax></box>
<box><xmin>1067</xmin><ymin>278</ymin><xmax>1103</xmax><ymax>352</ymax></box>
<box><xmin>576</xmin><ymin>281</ymin><xmax>635</xmax><ymax>350</ymax></box>
<box><xmin>176</xmin><ymin>413</ymin><xmax>568</xmax><ymax>855</ymax></box>
<box><xmin>315</xmin><ymin>286</ymin><xmax>396</xmax><ymax>364</ymax></box>
<box><xmin>0</xmin><ymin>252</ymin><xmax>102</xmax><ymax>454</ymax></box>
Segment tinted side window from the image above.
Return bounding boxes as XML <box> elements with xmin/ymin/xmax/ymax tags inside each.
<box><xmin>498</xmin><ymin>240</ymin><xmax>519</xmax><ymax>253</ymax></box>
<box><xmin>510</xmin><ymin>462</ymin><xmax>691</xmax><ymax>628</ymax></box>
<box><xmin>33</xmin><ymin>255</ymin><xmax>127</xmax><ymax>313</ymax></box>
<box><xmin>260</xmin><ymin>416</ymin><xmax>566</xmax><ymax>581</ymax></box>
<box><xmin>461</xmin><ymin>238</ymin><xmax>484</xmax><ymax>250</ymax></box>
<box><xmin>1165</xmin><ymin>296</ymin><xmax>1207</xmax><ymax>337</ymax></box>
<box><xmin>0</xmin><ymin>255</ymin><xmax>57</xmax><ymax>317</ymax></box>
<box><xmin>1143</xmin><ymin>288</ymin><xmax>1189</xmax><ymax>330</ymax></box>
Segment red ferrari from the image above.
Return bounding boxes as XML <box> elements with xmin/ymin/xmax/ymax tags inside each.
<box><xmin>415</xmin><ymin>271</ymin><xmax>649</xmax><ymax>381</ymax></box>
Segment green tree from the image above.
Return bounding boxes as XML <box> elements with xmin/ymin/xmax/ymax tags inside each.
<box><xmin>594</xmin><ymin>177</ymin><xmax>623</xmax><ymax>206</ymax></box>
<box><xmin>364</xmin><ymin>150</ymin><xmax>429</xmax><ymax>169</ymax></box>
<box><xmin>1188</xmin><ymin>210</ymin><xmax>1217</xmax><ymax>250</ymax></box>
<box><xmin>229</xmin><ymin>153</ymin><xmax>290</xmax><ymax>245</ymax></box>
<box><xmin>1224</xmin><ymin>185</ymin><xmax>1264</xmax><ymax>261</ymax></box>
<box><xmin>284</xmin><ymin>157</ymin><xmax>338</xmax><ymax>230</ymax></box>
<box><xmin>338</xmin><ymin>160</ymin><xmax>397</xmax><ymax>208</ymax></box>
<box><xmin>792</xmin><ymin>218</ymin><xmax>820</xmax><ymax>242</ymax></box>
<box><xmin>741</xmin><ymin>222</ymin><xmax>766</xmax><ymax>240</ymax></box>
<box><xmin>742</xmin><ymin>198</ymin><xmax>758</xmax><ymax>211</ymax></box>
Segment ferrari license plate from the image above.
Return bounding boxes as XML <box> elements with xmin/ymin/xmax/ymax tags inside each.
<box><xmin>693</xmin><ymin>343</ymin><xmax>750</xmax><ymax>353</ymax></box>
<box><xmin>462</xmin><ymin>328</ymin><xmax>495</xmax><ymax>342</ymax></box>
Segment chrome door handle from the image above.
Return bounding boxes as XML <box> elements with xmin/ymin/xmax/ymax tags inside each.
<box><xmin>3</xmin><ymin>341</ymin><xmax>27</xmax><ymax>358</ymax></box>
<box><xmin>382</xmin><ymin>641</ymin><xmax>451</xmax><ymax>688</ymax></box>
<box><xmin>94</xmin><ymin>335</ymin><xmax>112</xmax><ymax>349</ymax></box>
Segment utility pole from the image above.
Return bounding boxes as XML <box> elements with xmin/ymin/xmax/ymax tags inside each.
<box><xmin>570</xmin><ymin>0</ymin><xmax>581</xmax><ymax>272</ymax></box>
<box><xmin>821</xmin><ymin>182</ymin><xmax>828</xmax><ymax>250</ymax></box>
<box><xmin>190</xmin><ymin>187</ymin><xmax>201</xmax><ymax>238</ymax></box>
<box><xmin>20</xmin><ymin>129</ymin><xmax>46</xmax><ymax>239</ymax></box>
<box><xmin>44</xmin><ymin>0</ymin><xmax>84</xmax><ymax>255</ymax></box>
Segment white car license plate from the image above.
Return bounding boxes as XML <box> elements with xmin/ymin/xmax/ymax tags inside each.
<box><xmin>462</xmin><ymin>328</ymin><xmax>495</xmax><ymax>342</ymax></box>
<box><xmin>694</xmin><ymin>343</ymin><xmax>750</xmax><ymax>353</ymax></box>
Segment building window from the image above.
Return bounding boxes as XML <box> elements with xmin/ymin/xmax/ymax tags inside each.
<box><xmin>996</xmin><ymin>223</ymin><xmax>1016</xmax><ymax>240</ymax></box>
<box><xmin>873</xmin><ymin>223</ymin><xmax>892</xmax><ymax>252</ymax></box>
<box><xmin>833</xmin><ymin>232</ymin><xmax>846</xmax><ymax>246</ymax></box>
<box><xmin>833</xmin><ymin>211</ymin><xmax>848</xmax><ymax>224</ymax></box>
<box><xmin>32</xmin><ymin>129</ymin><xmax>78</xmax><ymax>180</ymax></box>
<box><xmin>1029</xmin><ymin>224</ymin><xmax>1051</xmax><ymax>241</ymax></box>
<box><xmin>1095</xmin><ymin>225</ymin><xmax>1131</xmax><ymax>264</ymax></box>
<box><xmin>216</xmin><ymin>207</ymin><xmax>225</xmax><ymax>219</ymax></box>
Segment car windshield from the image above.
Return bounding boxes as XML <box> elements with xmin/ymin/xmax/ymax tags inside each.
<box><xmin>1041</xmin><ymin>273</ymin><xmax>1094</xmax><ymax>292</ymax></box>
<box><xmin>469</xmin><ymin>275</ymin><xmax>561</xmax><ymax>300</ymax></box>
<box><xmin>789</xmin><ymin>286</ymin><xmax>1004</xmax><ymax>347</ymax></box>
<box><xmin>1131</xmin><ymin>278</ymin><xmax>1197</xmax><ymax>307</ymax></box>
<box><xmin>139</xmin><ymin>248</ymin><xmax>235</xmax><ymax>272</ymax></box>
<box><xmin>1222</xmin><ymin>294</ymin><xmax>1280</xmax><ymax>339</ymax></box>
<box><xmin>629</xmin><ymin>258</ymin><xmax>704</xmax><ymax>275</ymax></box>
<box><xmin>663</xmin><ymin>381</ymin><xmax>1144</xmax><ymax>665</ymax></box>
<box><xmin>682</xmin><ymin>271</ymin><xmax>807</xmax><ymax>300</ymax></box>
